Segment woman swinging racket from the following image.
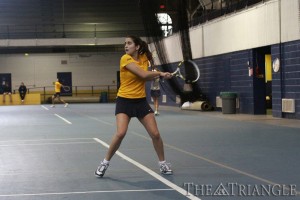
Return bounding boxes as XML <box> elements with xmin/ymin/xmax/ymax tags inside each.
<box><xmin>95</xmin><ymin>35</ymin><xmax>173</xmax><ymax>177</ymax></box>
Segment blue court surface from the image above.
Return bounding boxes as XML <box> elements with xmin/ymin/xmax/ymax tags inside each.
<box><xmin>0</xmin><ymin>104</ymin><xmax>299</xmax><ymax>200</ymax></box>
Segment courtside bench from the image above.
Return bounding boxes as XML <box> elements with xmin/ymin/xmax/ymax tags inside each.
<box><xmin>0</xmin><ymin>94</ymin><xmax>41</xmax><ymax>105</ymax></box>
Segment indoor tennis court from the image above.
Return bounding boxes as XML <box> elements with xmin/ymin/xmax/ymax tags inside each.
<box><xmin>1</xmin><ymin>0</ymin><xmax>300</xmax><ymax>199</ymax></box>
<box><xmin>0</xmin><ymin>104</ymin><xmax>299</xmax><ymax>200</ymax></box>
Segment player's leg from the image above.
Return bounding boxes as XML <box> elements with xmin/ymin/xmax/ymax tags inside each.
<box><xmin>3</xmin><ymin>93</ymin><xmax>6</xmax><ymax>103</ymax></box>
<box><xmin>20</xmin><ymin>94</ymin><xmax>25</xmax><ymax>103</ymax></box>
<box><xmin>139</xmin><ymin>114</ymin><xmax>172</xmax><ymax>175</ymax></box>
<box><xmin>51</xmin><ymin>94</ymin><xmax>56</xmax><ymax>107</ymax></box>
<box><xmin>152</xmin><ymin>90</ymin><xmax>160</xmax><ymax>115</ymax></box>
<box><xmin>58</xmin><ymin>97</ymin><xmax>65</xmax><ymax>104</ymax></box>
<box><xmin>139</xmin><ymin>114</ymin><xmax>164</xmax><ymax>160</ymax></box>
<box><xmin>95</xmin><ymin>113</ymin><xmax>130</xmax><ymax>177</ymax></box>
<box><xmin>107</xmin><ymin>113</ymin><xmax>130</xmax><ymax>160</ymax></box>
<box><xmin>22</xmin><ymin>93</ymin><xmax>26</xmax><ymax>102</ymax></box>
<box><xmin>9</xmin><ymin>93</ymin><xmax>12</xmax><ymax>102</ymax></box>
<box><xmin>153</xmin><ymin>97</ymin><xmax>159</xmax><ymax>115</ymax></box>
<box><xmin>57</xmin><ymin>96</ymin><xmax>68</xmax><ymax>107</ymax></box>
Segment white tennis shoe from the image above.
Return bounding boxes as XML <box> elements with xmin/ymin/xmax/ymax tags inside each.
<box><xmin>95</xmin><ymin>161</ymin><xmax>109</xmax><ymax>177</ymax></box>
<box><xmin>160</xmin><ymin>162</ymin><xmax>173</xmax><ymax>175</ymax></box>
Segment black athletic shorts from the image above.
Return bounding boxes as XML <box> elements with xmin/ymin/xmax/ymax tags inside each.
<box><xmin>151</xmin><ymin>90</ymin><xmax>161</xmax><ymax>98</ymax></box>
<box><xmin>115</xmin><ymin>96</ymin><xmax>154</xmax><ymax>118</ymax></box>
<box><xmin>53</xmin><ymin>92</ymin><xmax>61</xmax><ymax>98</ymax></box>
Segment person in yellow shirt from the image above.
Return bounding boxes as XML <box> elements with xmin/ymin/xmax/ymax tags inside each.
<box><xmin>51</xmin><ymin>78</ymin><xmax>68</xmax><ymax>108</ymax></box>
<box><xmin>95</xmin><ymin>35</ymin><xmax>173</xmax><ymax>177</ymax></box>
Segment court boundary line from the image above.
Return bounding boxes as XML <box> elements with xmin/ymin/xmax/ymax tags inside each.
<box><xmin>0</xmin><ymin>189</ymin><xmax>175</xmax><ymax>198</ymax></box>
<box><xmin>91</xmin><ymin>115</ymin><xmax>299</xmax><ymax>195</ymax></box>
<box><xmin>0</xmin><ymin>141</ymin><xmax>96</xmax><ymax>147</ymax></box>
<box><xmin>0</xmin><ymin>138</ymin><xmax>97</xmax><ymax>147</ymax></box>
<box><xmin>68</xmin><ymin>111</ymin><xmax>114</xmax><ymax>126</ymax></box>
<box><xmin>54</xmin><ymin>114</ymin><xmax>72</xmax><ymax>124</ymax></box>
<box><xmin>130</xmin><ymin>131</ymin><xmax>300</xmax><ymax>195</ymax></box>
<box><xmin>36</xmin><ymin>105</ymin><xmax>300</xmax><ymax>196</ymax></box>
<box><xmin>41</xmin><ymin>105</ymin><xmax>49</xmax><ymax>110</ymax></box>
<box><xmin>0</xmin><ymin>138</ymin><xmax>93</xmax><ymax>143</ymax></box>
<box><xmin>93</xmin><ymin>137</ymin><xmax>200</xmax><ymax>200</ymax></box>
<box><xmin>68</xmin><ymin>110</ymin><xmax>298</xmax><ymax>196</ymax></box>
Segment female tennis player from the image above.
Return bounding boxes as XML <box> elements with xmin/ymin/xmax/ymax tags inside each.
<box><xmin>150</xmin><ymin>69</ymin><xmax>161</xmax><ymax>116</ymax></box>
<box><xmin>51</xmin><ymin>78</ymin><xmax>68</xmax><ymax>108</ymax></box>
<box><xmin>95</xmin><ymin>35</ymin><xmax>173</xmax><ymax>177</ymax></box>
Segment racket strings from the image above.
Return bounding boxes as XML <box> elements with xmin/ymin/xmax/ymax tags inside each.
<box><xmin>185</xmin><ymin>62</ymin><xmax>199</xmax><ymax>83</ymax></box>
<box><xmin>178</xmin><ymin>64</ymin><xmax>186</xmax><ymax>80</ymax></box>
<box><xmin>62</xmin><ymin>86</ymin><xmax>71</xmax><ymax>92</ymax></box>
<box><xmin>176</xmin><ymin>60</ymin><xmax>200</xmax><ymax>83</ymax></box>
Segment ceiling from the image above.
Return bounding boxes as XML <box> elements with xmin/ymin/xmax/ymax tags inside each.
<box><xmin>0</xmin><ymin>0</ymin><xmax>266</xmax><ymax>54</ymax></box>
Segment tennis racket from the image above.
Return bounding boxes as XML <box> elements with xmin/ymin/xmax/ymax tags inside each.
<box><xmin>62</xmin><ymin>85</ymin><xmax>70</xmax><ymax>92</ymax></box>
<box><xmin>171</xmin><ymin>60</ymin><xmax>200</xmax><ymax>83</ymax></box>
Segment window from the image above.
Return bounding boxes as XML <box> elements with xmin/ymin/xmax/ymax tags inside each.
<box><xmin>156</xmin><ymin>13</ymin><xmax>172</xmax><ymax>37</ymax></box>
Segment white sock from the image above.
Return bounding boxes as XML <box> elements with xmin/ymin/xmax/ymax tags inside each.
<box><xmin>102</xmin><ymin>159</ymin><xmax>110</xmax><ymax>164</ymax></box>
<box><xmin>159</xmin><ymin>160</ymin><xmax>166</xmax><ymax>165</ymax></box>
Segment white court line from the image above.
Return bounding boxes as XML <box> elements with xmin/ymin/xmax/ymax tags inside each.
<box><xmin>86</xmin><ymin>116</ymin><xmax>114</xmax><ymax>126</ymax></box>
<box><xmin>0</xmin><ymin>138</ymin><xmax>93</xmax><ymax>143</ymax></box>
<box><xmin>83</xmin><ymin>115</ymin><xmax>299</xmax><ymax>196</ymax></box>
<box><xmin>130</xmin><ymin>131</ymin><xmax>300</xmax><ymax>195</ymax></box>
<box><xmin>73</xmin><ymin>113</ymin><xmax>114</xmax><ymax>126</ymax></box>
<box><xmin>0</xmin><ymin>141</ymin><xmax>95</xmax><ymax>147</ymax></box>
<box><xmin>54</xmin><ymin>114</ymin><xmax>72</xmax><ymax>124</ymax></box>
<box><xmin>91</xmin><ymin>118</ymin><xmax>114</xmax><ymax>126</ymax></box>
<box><xmin>0</xmin><ymin>189</ymin><xmax>174</xmax><ymax>198</ymax></box>
<box><xmin>41</xmin><ymin>105</ymin><xmax>49</xmax><ymax>110</ymax></box>
<box><xmin>93</xmin><ymin>138</ymin><xmax>200</xmax><ymax>200</ymax></box>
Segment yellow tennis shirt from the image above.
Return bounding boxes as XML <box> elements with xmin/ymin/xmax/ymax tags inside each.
<box><xmin>55</xmin><ymin>81</ymin><xmax>62</xmax><ymax>93</ymax></box>
<box><xmin>117</xmin><ymin>53</ymin><xmax>149</xmax><ymax>98</ymax></box>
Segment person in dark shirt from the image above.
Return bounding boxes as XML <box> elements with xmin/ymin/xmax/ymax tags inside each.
<box><xmin>2</xmin><ymin>82</ymin><xmax>12</xmax><ymax>103</ymax></box>
<box><xmin>19</xmin><ymin>82</ymin><xmax>27</xmax><ymax>103</ymax></box>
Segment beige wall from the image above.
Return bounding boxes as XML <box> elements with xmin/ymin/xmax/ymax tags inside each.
<box><xmin>0</xmin><ymin>52</ymin><xmax>122</xmax><ymax>91</ymax></box>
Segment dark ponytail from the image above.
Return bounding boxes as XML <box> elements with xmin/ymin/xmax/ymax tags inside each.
<box><xmin>127</xmin><ymin>35</ymin><xmax>154</xmax><ymax>68</ymax></box>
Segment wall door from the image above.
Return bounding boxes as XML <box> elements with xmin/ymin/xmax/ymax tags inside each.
<box><xmin>265</xmin><ymin>54</ymin><xmax>272</xmax><ymax>111</ymax></box>
<box><xmin>0</xmin><ymin>73</ymin><xmax>12</xmax><ymax>94</ymax></box>
<box><xmin>253</xmin><ymin>47</ymin><xmax>271</xmax><ymax>114</ymax></box>
<box><xmin>57</xmin><ymin>72</ymin><xmax>72</xmax><ymax>96</ymax></box>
